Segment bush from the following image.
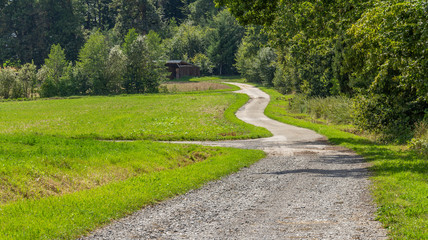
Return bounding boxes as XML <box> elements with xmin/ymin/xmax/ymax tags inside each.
<box><xmin>17</xmin><ymin>62</ymin><xmax>37</xmax><ymax>98</ymax></box>
<box><xmin>353</xmin><ymin>94</ymin><xmax>420</xmax><ymax>142</ymax></box>
<box><xmin>0</xmin><ymin>67</ymin><xmax>17</xmax><ymax>99</ymax></box>
<box><xmin>408</xmin><ymin>120</ymin><xmax>428</xmax><ymax>155</ymax></box>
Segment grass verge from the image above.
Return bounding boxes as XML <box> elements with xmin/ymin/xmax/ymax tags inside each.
<box><xmin>0</xmin><ymin>135</ymin><xmax>265</xmax><ymax>239</ymax></box>
<box><xmin>260</xmin><ymin>86</ymin><xmax>428</xmax><ymax>239</ymax></box>
<box><xmin>0</xmin><ymin>135</ymin><xmax>224</xmax><ymax>204</ymax></box>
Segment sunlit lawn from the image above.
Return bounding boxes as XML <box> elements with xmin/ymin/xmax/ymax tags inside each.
<box><xmin>0</xmin><ymin>92</ymin><xmax>270</xmax><ymax>140</ymax></box>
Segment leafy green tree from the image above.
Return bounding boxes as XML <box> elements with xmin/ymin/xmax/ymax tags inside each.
<box><xmin>38</xmin><ymin>0</ymin><xmax>83</xmax><ymax>61</ymax></box>
<box><xmin>17</xmin><ymin>62</ymin><xmax>38</xmax><ymax>98</ymax></box>
<box><xmin>266</xmin><ymin>1</ymin><xmax>369</xmax><ymax>96</ymax></box>
<box><xmin>73</xmin><ymin>0</ymin><xmax>117</xmax><ymax>31</ymax></box>
<box><xmin>0</xmin><ymin>0</ymin><xmax>83</xmax><ymax>65</ymax></box>
<box><xmin>146</xmin><ymin>30</ymin><xmax>166</xmax><ymax>60</ymax></box>
<box><xmin>38</xmin><ymin>44</ymin><xmax>70</xmax><ymax>97</ymax></box>
<box><xmin>348</xmin><ymin>0</ymin><xmax>428</xmax><ymax>139</ymax></box>
<box><xmin>207</xmin><ymin>9</ymin><xmax>244</xmax><ymax>75</ymax></box>
<box><xmin>0</xmin><ymin>67</ymin><xmax>17</xmax><ymax>99</ymax></box>
<box><xmin>192</xmin><ymin>53</ymin><xmax>214</xmax><ymax>75</ymax></box>
<box><xmin>122</xmin><ymin>29</ymin><xmax>167</xmax><ymax>93</ymax></box>
<box><xmin>106</xmin><ymin>45</ymin><xmax>127</xmax><ymax>93</ymax></box>
<box><xmin>235</xmin><ymin>26</ymin><xmax>273</xmax><ymax>84</ymax></box>
<box><xmin>153</xmin><ymin>0</ymin><xmax>186</xmax><ymax>22</ymax></box>
<box><xmin>166</xmin><ymin>23</ymin><xmax>209</xmax><ymax>60</ymax></box>
<box><xmin>188</xmin><ymin>0</ymin><xmax>219</xmax><ymax>25</ymax></box>
<box><xmin>44</xmin><ymin>44</ymin><xmax>69</xmax><ymax>83</ymax></box>
<box><xmin>76</xmin><ymin>31</ymin><xmax>110</xmax><ymax>95</ymax></box>
<box><xmin>214</xmin><ymin>0</ymin><xmax>279</xmax><ymax>25</ymax></box>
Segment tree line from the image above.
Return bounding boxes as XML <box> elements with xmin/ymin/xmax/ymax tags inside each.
<box><xmin>0</xmin><ymin>0</ymin><xmax>244</xmax><ymax>98</ymax></box>
<box><xmin>218</xmin><ymin>0</ymin><xmax>427</xmax><ymax>140</ymax></box>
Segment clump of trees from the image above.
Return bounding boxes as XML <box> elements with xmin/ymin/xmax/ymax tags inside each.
<box><xmin>0</xmin><ymin>29</ymin><xmax>167</xmax><ymax>99</ymax></box>
<box><xmin>235</xmin><ymin>26</ymin><xmax>276</xmax><ymax>86</ymax></box>
<box><xmin>0</xmin><ymin>63</ymin><xmax>37</xmax><ymax>99</ymax></box>
<box><xmin>1</xmin><ymin>0</ymin><xmax>246</xmax><ymax>99</ymax></box>
<box><xmin>219</xmin><ymin>0</ymin><xmax>427</xmax><ymax>142</ymax></box>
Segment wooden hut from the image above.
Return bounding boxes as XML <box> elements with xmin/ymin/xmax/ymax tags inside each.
<box><xmin>165</xmin><ymin>60</ymin><xmax>200</xmax><ymax>79</ymax></box>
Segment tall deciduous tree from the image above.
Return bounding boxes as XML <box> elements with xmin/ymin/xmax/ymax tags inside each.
<box><xmin>0</xmin><ymin>0</ymin><xmax>83</xmax><ymax>65</ymax></box>
<box><xmin>122</xmin><ymin>29</ymin><xmax>167</xmax><ymax>94</ymax></box>
<box><xmin>38</xmin><ymin>44</ymin><xmax>69</xmax><ymax>97</ymax></box>
<box><xmin>188</xmin><ymin>0</ymin><xmax>219</xmax><ymax>25</ymax></box>
<box><xmin>76</xmin><ymin>31</ymin><xmax>109</xmax><ymax>95</ymax></box>
<box><xmin>214</xmin><ymin>0</ymin><xmax>279</xmax><ymax>25</ymax></box>
<box><xmin>166</xmin><ymin>22</ymin><xmax>209</xmax><ymax>60</ymax></box>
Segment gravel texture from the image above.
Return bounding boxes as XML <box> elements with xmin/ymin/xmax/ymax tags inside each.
<box><xmin>81</xmin><ymin>83</ymin><xmax>388</xmax><ymax>239</ymax></box>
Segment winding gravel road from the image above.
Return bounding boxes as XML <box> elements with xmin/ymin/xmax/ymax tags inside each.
<box><xmin>82</xmin><ymin>83</ymin><xmax>388</xmax><ymax>239</ymax></box>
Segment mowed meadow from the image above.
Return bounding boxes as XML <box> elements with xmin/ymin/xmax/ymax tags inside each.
<box><xmin>0</xmin><ymin>83</ymin><xmax>268</xmax><ymax>239</ymax></box>
<box><xmin>0</xmin><ymin>90</ymin><xmax>269</xmax><ymax>140</ymax></box>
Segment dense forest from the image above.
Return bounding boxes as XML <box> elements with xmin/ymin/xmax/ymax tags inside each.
<box><xmin>0</xmin><ymin>0</ymin><xmax>243</xmax><ymax>97</ymax></box>
<box><xmin>0</xmin><ymin>0</ymin><xmax>427</xmax><ymax>143</ymax></box>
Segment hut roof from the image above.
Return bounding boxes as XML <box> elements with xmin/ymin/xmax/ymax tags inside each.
<box><xmin>166</xmin><ymin>60</ymin><xmax>194</xmax><ymax>66</ymax></box>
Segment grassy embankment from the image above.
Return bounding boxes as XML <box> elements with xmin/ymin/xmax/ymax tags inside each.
<box><xmin>260</xmin><ymin>87</ymin><xmax>427</xmax><ymax>239</ymax></box>
<box><xmin>0</xmin><ymin>83</ymin><xmax>269</xmax><ymax>239</ymax></box>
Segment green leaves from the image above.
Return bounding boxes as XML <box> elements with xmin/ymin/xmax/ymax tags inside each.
<box><xmin>348</xmin><ymin>0</ymin><xmax>428</xmax><ymax>138</ymax></box>
<box><xmin>215</xmin><ymin>0</ymin><xmax>280</xmax><ymax>25</ymax></box>
<box><xmin>77</xmin><ymin>31</ymin><xmax>109</xmax><ymax>95</ymax></box>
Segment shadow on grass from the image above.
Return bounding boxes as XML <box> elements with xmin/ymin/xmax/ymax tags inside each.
<box><xmin>328</xmin><ymin>137</ymin><xmax>428</xmax><ymax>176</ymax></box>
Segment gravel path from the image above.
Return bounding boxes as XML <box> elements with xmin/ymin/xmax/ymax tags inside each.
<box><xmin>82</xmin><ymin>83</ymin><xmax>388</xmax><ymax>239</ymax></box>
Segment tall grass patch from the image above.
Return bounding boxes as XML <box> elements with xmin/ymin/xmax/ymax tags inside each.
<box><xmin>288</xmin><ymin>94</ymin><xmax>354</xmax><ymax>125</ymax></box>
<box><xmin>159</xmin><ymin>82</ymin><xmax>233</xmax><ymax>93</ymax></box>
<box><xmin>261</xmin><ymin>87</ymin><xmax>428</xmax><ymax>239</ymax></box>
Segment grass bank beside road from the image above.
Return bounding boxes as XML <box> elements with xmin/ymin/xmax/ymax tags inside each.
<box><xmin>260</xmin><ymin>86</ymin><xmax>427</xmax><ymax>239</ymax></box>
<box><xmin>0</xmin><ymin>135</ymin><xmax>265</xmax><ymax>239</ymax></box>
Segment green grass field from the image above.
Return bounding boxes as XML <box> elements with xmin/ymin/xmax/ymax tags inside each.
<box><xmin>0</xmin><ymin>92</ymin><xmax>270</xmax><ymax>140</ymax></box>
<box><xmin>0</xmin><ymin>82</ymin><xmax>269</xmax><ymax>239</ymax></box>
<box><xmin>260</xmin><ymin>86</ymin><xmax>428</xmax><ymax>239</ymax></box>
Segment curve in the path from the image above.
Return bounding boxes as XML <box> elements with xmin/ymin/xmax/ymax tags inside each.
<box><xmin>82</xmin><ymin>83</ymin><xmax>388</xmax><ymax>240</ymax></box>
